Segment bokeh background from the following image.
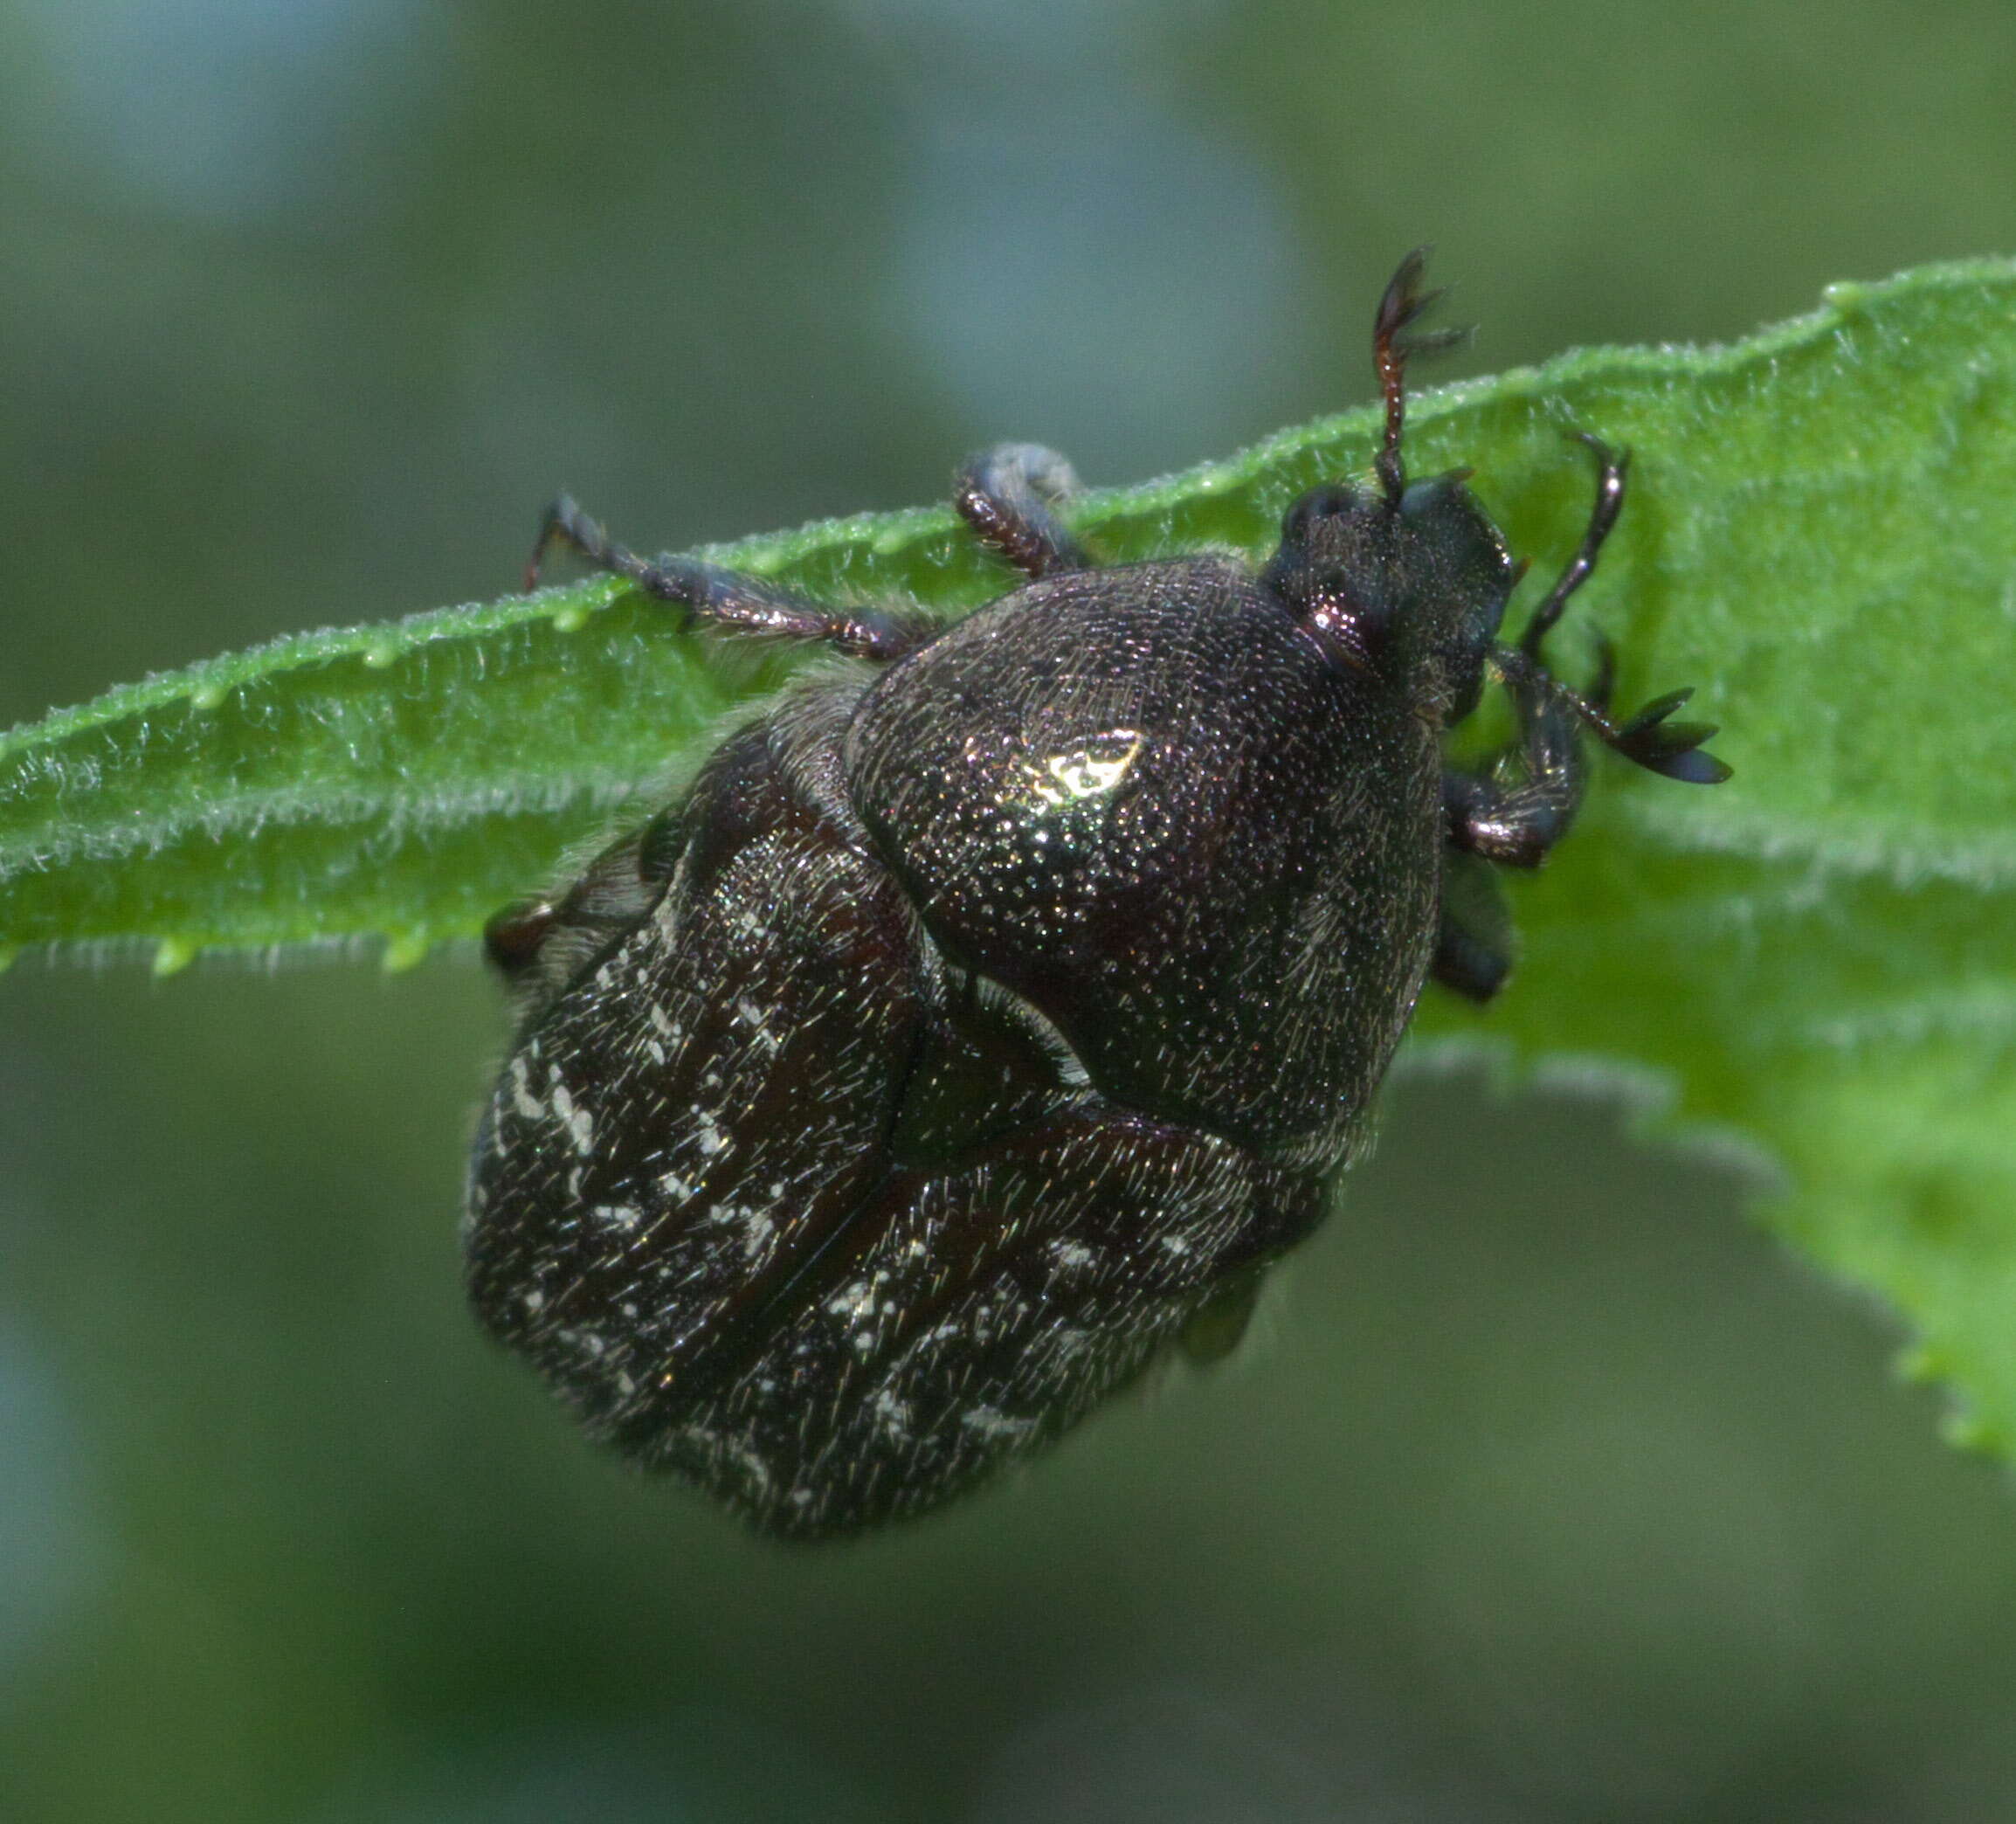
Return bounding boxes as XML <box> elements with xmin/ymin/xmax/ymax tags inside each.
<box><xmin>5</xmin><ymin>1</ymin><xmax>2016</xmax><ymax>1818</ymax></box>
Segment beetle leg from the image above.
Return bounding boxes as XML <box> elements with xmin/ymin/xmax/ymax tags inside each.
<box><xmin>480</xmin><ymin>822</ymin><xmax>664</xmax><ymax>1012</ymax></box>
<box><xmin>1445</xmin><ymin>431</ymin><xmax>1614</xmax><ymax>870</ymax></box>
<box><xmin>526</xmin><ymin>495</ymin><xmax>935</xmax><ymax>662</ymax></box>
<box><xmin>1431</xmin><ymin>849</ymin><xmax>1514</xmax><ymax>1002</ymax></box>
<box><xmin>1515</xmin><ymin>434</ymin><xmax>1628</xmax><ymax>657</ymax></box>
<box><xmin>953</xmin><ymin>443</ymin><xmax>1091</xmax><ymax>578</ymax></box>
<box><xmin>1441</xmin><ymin>654</ymin><xmax>1588</xmax><ymax>869</ymax></box>
<box><xmin>1177</xmin><ymin>1268</ymin><xmax>1265</xmax><ymax>1364</ymax></box>
<box><xmin>482</xmin><ymin>895</ymin><xmax>558</xmax><ymax>979</ymax></box>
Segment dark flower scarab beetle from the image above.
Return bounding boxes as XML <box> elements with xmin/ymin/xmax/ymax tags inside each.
<box><xmin>465</xmin><ymin>252</ymin><xmax>1729</xmax><ymax>1538</ymax></box>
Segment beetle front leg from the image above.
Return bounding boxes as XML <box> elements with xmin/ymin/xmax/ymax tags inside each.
<box><xmin>526</xmin><ymin>495</ymin><xmax>934</xmax><ymax>662</ymax></box>
<box><xmin>953</xmin><ymin>443</ymin><xmax>1090</xmax><ymax>579</ymax></box>
<box><xmin>1442</xmin><ymin>656</ymin><xmax>1591</xmax><ymax>869</ymax></box>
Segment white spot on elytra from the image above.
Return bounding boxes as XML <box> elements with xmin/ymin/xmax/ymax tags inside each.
<box><xmin>507</xmin><ymin>1054</ymin><xmax>544</xmax><ymax>1123</ymax></box>
<box><xmin>549</xmin><ymin>1079</ymin><xmax>595</xmax><ymax>1156</ymax></box>
<box><xmin>694</xmin><ymin>1109</ymin><xmax>729</xmax><ymax>1157</ymax></box>
<box><xmin>1050</xmin><ymin>1240</ymin><xmax>1098</xmax><ymax>1273</ymax></box>
<box><xmin>659</xmin><ymin>1171</ymin><xmax>697</xmax><ymax>1202</ymax></box>
<box><xmin>725</xmin><ymin>1441</ymin><xmax>773</xmax><ymax>1496</ymax></box>
<box><xmin>594</xmin><ymin>1204</ymin><xmax>640</xmax><ymax>1232</ymax></box>
<box><xmin>735</xmin><ymin>996</ymin><xmax>781</xmax><ymax>1049</ymax></box>
<box><xmin>1046</xmin><ymin>1325</ymin><xmax>1094</xmax><ymax>1362</ymax></box>
<box><xmin>826</xmin><ymin>1279</ymin><xmax>874</xmax><ymax>1320</ymax></box>
<box><xmin>961</xmin><ymin>1406</ymin><xmax>1034</xmax><ymax>1440</ymax></box>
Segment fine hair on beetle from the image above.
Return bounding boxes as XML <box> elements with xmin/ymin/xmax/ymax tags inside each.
<box><xmin>464</xmin><ymin>249</ymin><xmax>1728</xmax><ymax>1538</ymax></box>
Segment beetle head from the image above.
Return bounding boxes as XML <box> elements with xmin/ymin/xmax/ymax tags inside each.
<box><xmin>1260</xmin><ymin>250</ymin><xmax>1517</xmax><ymax>722</ymax></box>
<box><xmin>1263</xmin><ymin>470</ymin><xmax>1516</xmax><ymax>723</ymax></box>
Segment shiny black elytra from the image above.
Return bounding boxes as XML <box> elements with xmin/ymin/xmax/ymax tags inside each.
<box><xmin>465</xmin><ymin>252</ymin><xmax>1729</xmax><ymax>1539</ymax></box>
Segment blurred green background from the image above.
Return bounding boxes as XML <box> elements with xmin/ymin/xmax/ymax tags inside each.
<box><xmin>5</xmin><ymin>1</ymin><xmax>2016</xmax><ymax>1818</ymax></box>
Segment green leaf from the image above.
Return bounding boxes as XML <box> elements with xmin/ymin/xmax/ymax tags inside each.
<box><xmin>6</xmin><ymin>258</ymin><xmax>2016</xmax><ymax>1464</ymax></box>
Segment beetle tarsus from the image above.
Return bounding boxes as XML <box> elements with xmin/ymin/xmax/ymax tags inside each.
<box><xmin>955</xmin><ymin>443</ymin><xmax>1090</xmax><ymax>579</ymax></box>
<box><xmin>522</xmin><ymin>496</ymin><xmax>933</xmax><ymax>661</ymax></box>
